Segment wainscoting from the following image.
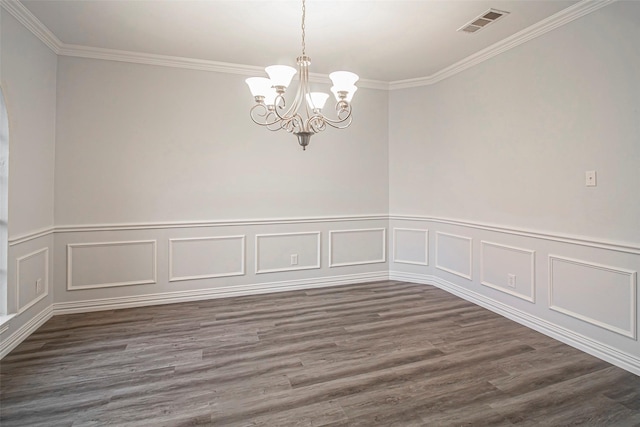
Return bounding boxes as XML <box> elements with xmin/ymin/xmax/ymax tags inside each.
<box><xmin>390</xmin><ymin>215</ymin><xmax>640</xmax><ymax>376</ymax></box>
<box><xmin>2</xmin><ymin>215</ymin><xmax>639</xmax><ymax>377</ymax></box>
<box><xmin>0</xmin><ymin>216</ymin><xmax>389</xmax><ymax>358</ymax></box>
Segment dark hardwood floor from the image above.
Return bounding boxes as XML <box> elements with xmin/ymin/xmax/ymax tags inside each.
<box><xmin>1</xmin><ymin>281</ymin><xmax>639</xmax><ymax>426</ymax></box>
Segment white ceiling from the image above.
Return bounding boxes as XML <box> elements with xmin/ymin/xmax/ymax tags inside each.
<box><xmin>20</xmin><ymin>0</ymin><xmax>580</xmax><ymax>82</ymax></box>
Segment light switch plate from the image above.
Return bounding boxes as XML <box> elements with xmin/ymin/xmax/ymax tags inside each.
<box><xmin>586</xmin><ymin>170</ymin><xmax>597</xmax><ymax>187</ymax></box>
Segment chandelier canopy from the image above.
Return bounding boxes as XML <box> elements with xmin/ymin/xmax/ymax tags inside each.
<box><xmin>245</xmin><ymin>0</ymin><xmax>359</xmax><ymax>150</ymax></box>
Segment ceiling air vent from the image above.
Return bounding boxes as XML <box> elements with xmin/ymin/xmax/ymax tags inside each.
<box><xmin>458</xmin><ymin>9</ymin><xmax>509</xmax><ymax>34</ymax></box>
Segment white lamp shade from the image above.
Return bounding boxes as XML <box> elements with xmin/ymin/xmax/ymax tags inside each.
<box><xmin>265</xmin><ymin>65</ymin><xmax>297</xmax><ymax>88</ymax></box>
<box><xmin>306</xmin><ymin>92</ymin><xmax>330</xmax><ymax>110</ymax></box>
<box><xmin>245</xmin><ymin>77</ymin><xmax>272</xmax><ymax>97</ymax></box>
<box><xmin>263</xmin><ymin>87</ymin><xmax>278</xmax><ymax>106</ymax></box>
<box><xmin>329</xmin><ymin>71</ymin><xmax>359</xmax><ymax>91</ymax></box>
<box><xmin>331</xmin><ymin>85</ymin><xmax>358</xmax><ymax>102</ymax></box>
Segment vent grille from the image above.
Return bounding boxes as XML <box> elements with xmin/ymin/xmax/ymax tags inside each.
<box><xmin>458</xmin><ymin>9</ymin><xmax>509</xmax><ymax>34</ymax></box>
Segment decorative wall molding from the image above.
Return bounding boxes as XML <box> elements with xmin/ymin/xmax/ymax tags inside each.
<box><xmin>54</xmin><ymin>271</ymin><xmax>389</xmax><ymax>315</ymax></box>
<box><xmin>168</xmin><ymin>235</ymin><xmax>245</xmax><ymax>282</ymax></box>
<box><xmin>13</xmin><ymin>214</ymin><xmax>640</xmax><ymax>255</ymax></box>
<box><xmin>2</xmin><ymin>0</ymin><xmax>614</xmax><ymax>90</ymax></box>
<box><xmin>8</xmin><ymin>226</ymin><xmax>54</xmax><ymax>246</ymax></box>
<box><xmin>0</xmin><ymin>304</ymin><xmax>53</xmax><ymax>359</ymax></box>
<box><xmin>480</xmin><ymin>241</ymin><xmax>535</xmax><ymax>303</ymax></box>
<box><xmin>391</xmin><ymin>215</ymin><xmax>640</xmax><ymax>255</ymax></box>
<box><xmin>548</xmin><ymin>255</ymin><xmax>637</xmax><ymax>339</ymax></box>
<box><xmin>392</xmin><ymin>228</ymin><xmax>429</xmax><ymax>266</ymax></box>
<box><xmin>67</xmin><ymin>240</ymin><xmax>157</xmax><ymax>290</ymax></box>
<box><xmin>435</xmin><ymin>232</ymin><xmax>473</xmax><ymax>280</ymax></box>
<box><xmin>388</xmin><ymin>270</ymin><xmax>640</xmax><ymax>377</ymax></box>
<box><xmin>255</xmin><ymin>232</ymin><xmax>321</xmax><ymax>274</ymax></box>
<box><xmin>16</xmin><ymin>247</ymin><xmax>49</xmax><ymax>314</ymax></box>
<box><xmin>13</xmin><ymin>215</ymin><xmax>639</xmax><ymax>255</ymax></box>
<box><xmin>57</xmin><ymin>44</ymin><xmax>389</xmax><ymax>90</ymax></box>
<box><xmin>0</xmin><ymin>0</ymin><xmax>61</xmax><ymax>53</ymax></box>
<box><xmin>54</xmin><ymin>215</ymin><xmax>388</xmax><ymax>234</ymax></box>
<box><xmin>329</xmin><ymin>228</ymin><xmax>386</xmax><ymax>268</ymax></box>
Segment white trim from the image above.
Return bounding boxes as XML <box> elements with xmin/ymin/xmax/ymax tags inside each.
<box><xmin>0</xmin><ymin>314</ymin><xmax>14</xmax><ymax>334</ymax></box>
<box><xmin>389</xmin><ymin>0</ymin><xmax>616</xmax><ymax>89</ymax></box>
<box><xmin>10</xmin><ymin>215</ymin><xmax>640</xmax><ymax>255</ymax></box>
<box><xmin>329</xmin><ymin>228</ymin><xmax>387</xmax><ymax>268</ymax></box>
<box><xmin>57</xmin><ymin>44</ymin><xmax>389</xmax><ymax>90</ymax></box>
<box><xmin>54</xmin><ymin>214</ymin><xmax>388</xmax><ymax>234</ymax></box>
<box><xmin>548</xmin><ymin>255</ymin><xmax>637</xmax><ymax>339</ymax></box>
<box><xmin>168</xmin><ymin>235</ymin><xmax>246</xmax><ymax>282</ymax></box>
<box><xmin>392</xmin><ymin>228</ymin><xmax>429</xmax><ymax>266</ymax></box>
<box><xmin>480</xmin><ymin>241</ymin><xmax>535</xmax><ymax>303</ymax></box>
<box><xmin>255</xmin><ymin>232</ymin><xmax>321</xmax><ymax>274</ymax></box>
<box><xmin>67</xmin><ymin>240</ymin><xmax>158</xmax><ymax>290</ymax></box>
<box><xmin>16</xmin><ymin>247</ymin><xmax>49</xmax><ymax>314</ymax></box>
<box><xmin>0</xmin><ymin>304</ymin><xmax>53</xmax><ymax>359</ymax></box>
<box><xmin>435</xmin><ymin>232</ymin><xmax>473</xmax><ymax>280</ymax></box>
<box><xmin>390</xmin><ymin>215</ymin><xmax>640</xmax><ymax>255</ymax></box>
<box><xmin>53</xmin><ymin>271</ymin><xmax>389</xmax><ymax>315</ymax></box>
<box><xmin>2</xmin><ymin>0</ymin><xmax>613</xmax><ymax>89</ymax></box>
<box><xmin>388</xmin><ymin>271</ymin><xmax>640</xmax><ymax>377</ymax></box>
<box><xmin>8</xmin><ymin>226</ymin><xmax>54</xmax><ymax>246</ymax></box>
<box><xmin>0</xmin><ymin>0</ymin><xmax>62</xmax><ymax>54</ymax></box>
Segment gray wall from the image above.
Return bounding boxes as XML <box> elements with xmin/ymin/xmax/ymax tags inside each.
<box><xmin>1</xmin><ymin>11</ymin><xmax>56</xmax><ymax>345</ymax></box>
<box><xmin>54</xmin><ymin>57</ymin><xmax>389</xmax><ymax>225</ymax></box>
<box><xmin>389</xmin><ymin>1</ymin><xmax>639</xmax><ymax>372</ymax></box>
<box><xmin>390</xmin><ymin>1</ymin><xmax>640</xmax><ymax>243</ymax></box>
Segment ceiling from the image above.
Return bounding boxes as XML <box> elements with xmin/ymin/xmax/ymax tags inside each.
<box><xmin>20</xmin><ymin>0</ymin><xmax>581</xmax><ymax>83</ymax></box>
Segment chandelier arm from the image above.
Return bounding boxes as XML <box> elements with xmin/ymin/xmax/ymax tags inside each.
<box><xmin>306</xmin><ymin>115</ymin><xmax>327</xmax><ymax>133</ymax></box>
<box><xmin>300</xmin><ymin>64</ymin><xmax>314</xmax><ymax>133</ymax></box>
<box><xmin>271</xmin><ymin>85</ymin><xmax>304</xmax><ymax>133</ymax></box>
<box><xmin>282</xmin><ymin>114</ymin><xmax>306</xmax><ymax>134</ymax></box>
<box><xmin>249</xmin><ymin>104</ymin><xmax>285</xmax><ymax>128</ymax></box>
<box><xmin>314</xmin><ymin>102</ymin><xmax>353</xmax><ymax>128</ymax></box>
<box><xmin>321</xmin><ymin>115</ymin><xmax>353</xmax><ymax>130</ymax></box>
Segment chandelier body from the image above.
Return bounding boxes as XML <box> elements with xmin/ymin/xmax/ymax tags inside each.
<box><xmin>246</xmin><ymin>0</ymin><xmax>358</xmax><ymax>150</ymax></box>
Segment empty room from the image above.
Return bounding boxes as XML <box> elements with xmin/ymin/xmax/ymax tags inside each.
<box><xmin>1</xmin><ymin>0</ymin><xmax>639</xmax><ymax>425</ymax></box>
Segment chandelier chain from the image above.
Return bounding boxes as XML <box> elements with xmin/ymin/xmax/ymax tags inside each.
<box><xmin>301</xmin><ymin>0</ymin><xmax>306</xmax><ymax>56</ymax></box>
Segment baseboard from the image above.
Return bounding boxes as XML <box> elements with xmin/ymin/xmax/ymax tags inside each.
<box><xmin>53</xmin><ymin>271</ymin><xmax>390</xmax><ymax>315</ymax></box>
<box><xmin>4</xmin><ymin>270</ymin><xmax>638</xmax><ymax>377</ymax></box>
<box><xmin>389</xmin><ymin>271</ymin><xmax>640</xmax><ymax>376</ymax></box>
<box><xmin>0</xmin><ymin>304</ymin><xmax>54</xmax><ymax>359</ymax></box>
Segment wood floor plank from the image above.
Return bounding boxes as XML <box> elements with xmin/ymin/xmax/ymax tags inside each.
<box><xmin>1</xmin><ymin>281</ymin><xmax>639</xmax><ymax>426</ymax></box>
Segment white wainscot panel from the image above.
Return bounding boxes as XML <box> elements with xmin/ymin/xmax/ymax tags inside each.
<box><xmin>436</xmin><ymin>232</ymin><xmax>472</xmax><ymax>280</ymax></box>
<box><xmin>169</xmin><ymin>235</ymin><xmax>245</xmax><ymax>282</ymax></box>
<box><xmin>67</xmin><ymin>240</ymin><xmax>157</xmax><ymax>290</ymax></box>
<box><xmin>16</xmin><ymin>247</ymin><xmax>49</xmax><ymax>313</ymax></box>
<box><xmin>393</xmin><ymin>228</ymin><xmax>428</xmax><ymax>266</ymax></box>
<box><xmin>255</xmin><ymin>232</ymin><xmax>321</xmax><ymax>274</ymax></box>
<box><xmin>329</xmin><ymin>228</ymin><xmax>386</xmax><ymax>268</ymax></box>
<box><xmin>549</xmin><ymin>255</ymin><xmax>637</xmax><ymax>339</ymax></box>
<box><xmin>481</xmin><ymin>241</ymin><xmax>535</xmax><ymax>302</ymax></box>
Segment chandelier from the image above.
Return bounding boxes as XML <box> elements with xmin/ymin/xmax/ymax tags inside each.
<box><xmin>245</xmin><ymin>0</ymin><xmax>359</xmax><ymax>150</ymax></box>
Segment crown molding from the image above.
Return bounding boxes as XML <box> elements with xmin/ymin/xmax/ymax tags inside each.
<box><xmin>0</xmin><ymin>0</ymin><xmax>61</xmax><ymax>53</ymax></box>
<box><xmin>57</xmin><ymin>43</ymin><xmax>390</xmax><ymax>90</ymax></box>
<box><xmin>3</xmin><ymin>0</ymin><xmax>613</xmax><ymax>91</ymax></box>
<box><xmin>58</xmin><ymin>43</ymin><xmax>265</xmax><ymax>76</ymax></box>
<box><xmin>389</xmin><ymin>0</ymin><xmax>617</xmax><ymax>90</ymax></box>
